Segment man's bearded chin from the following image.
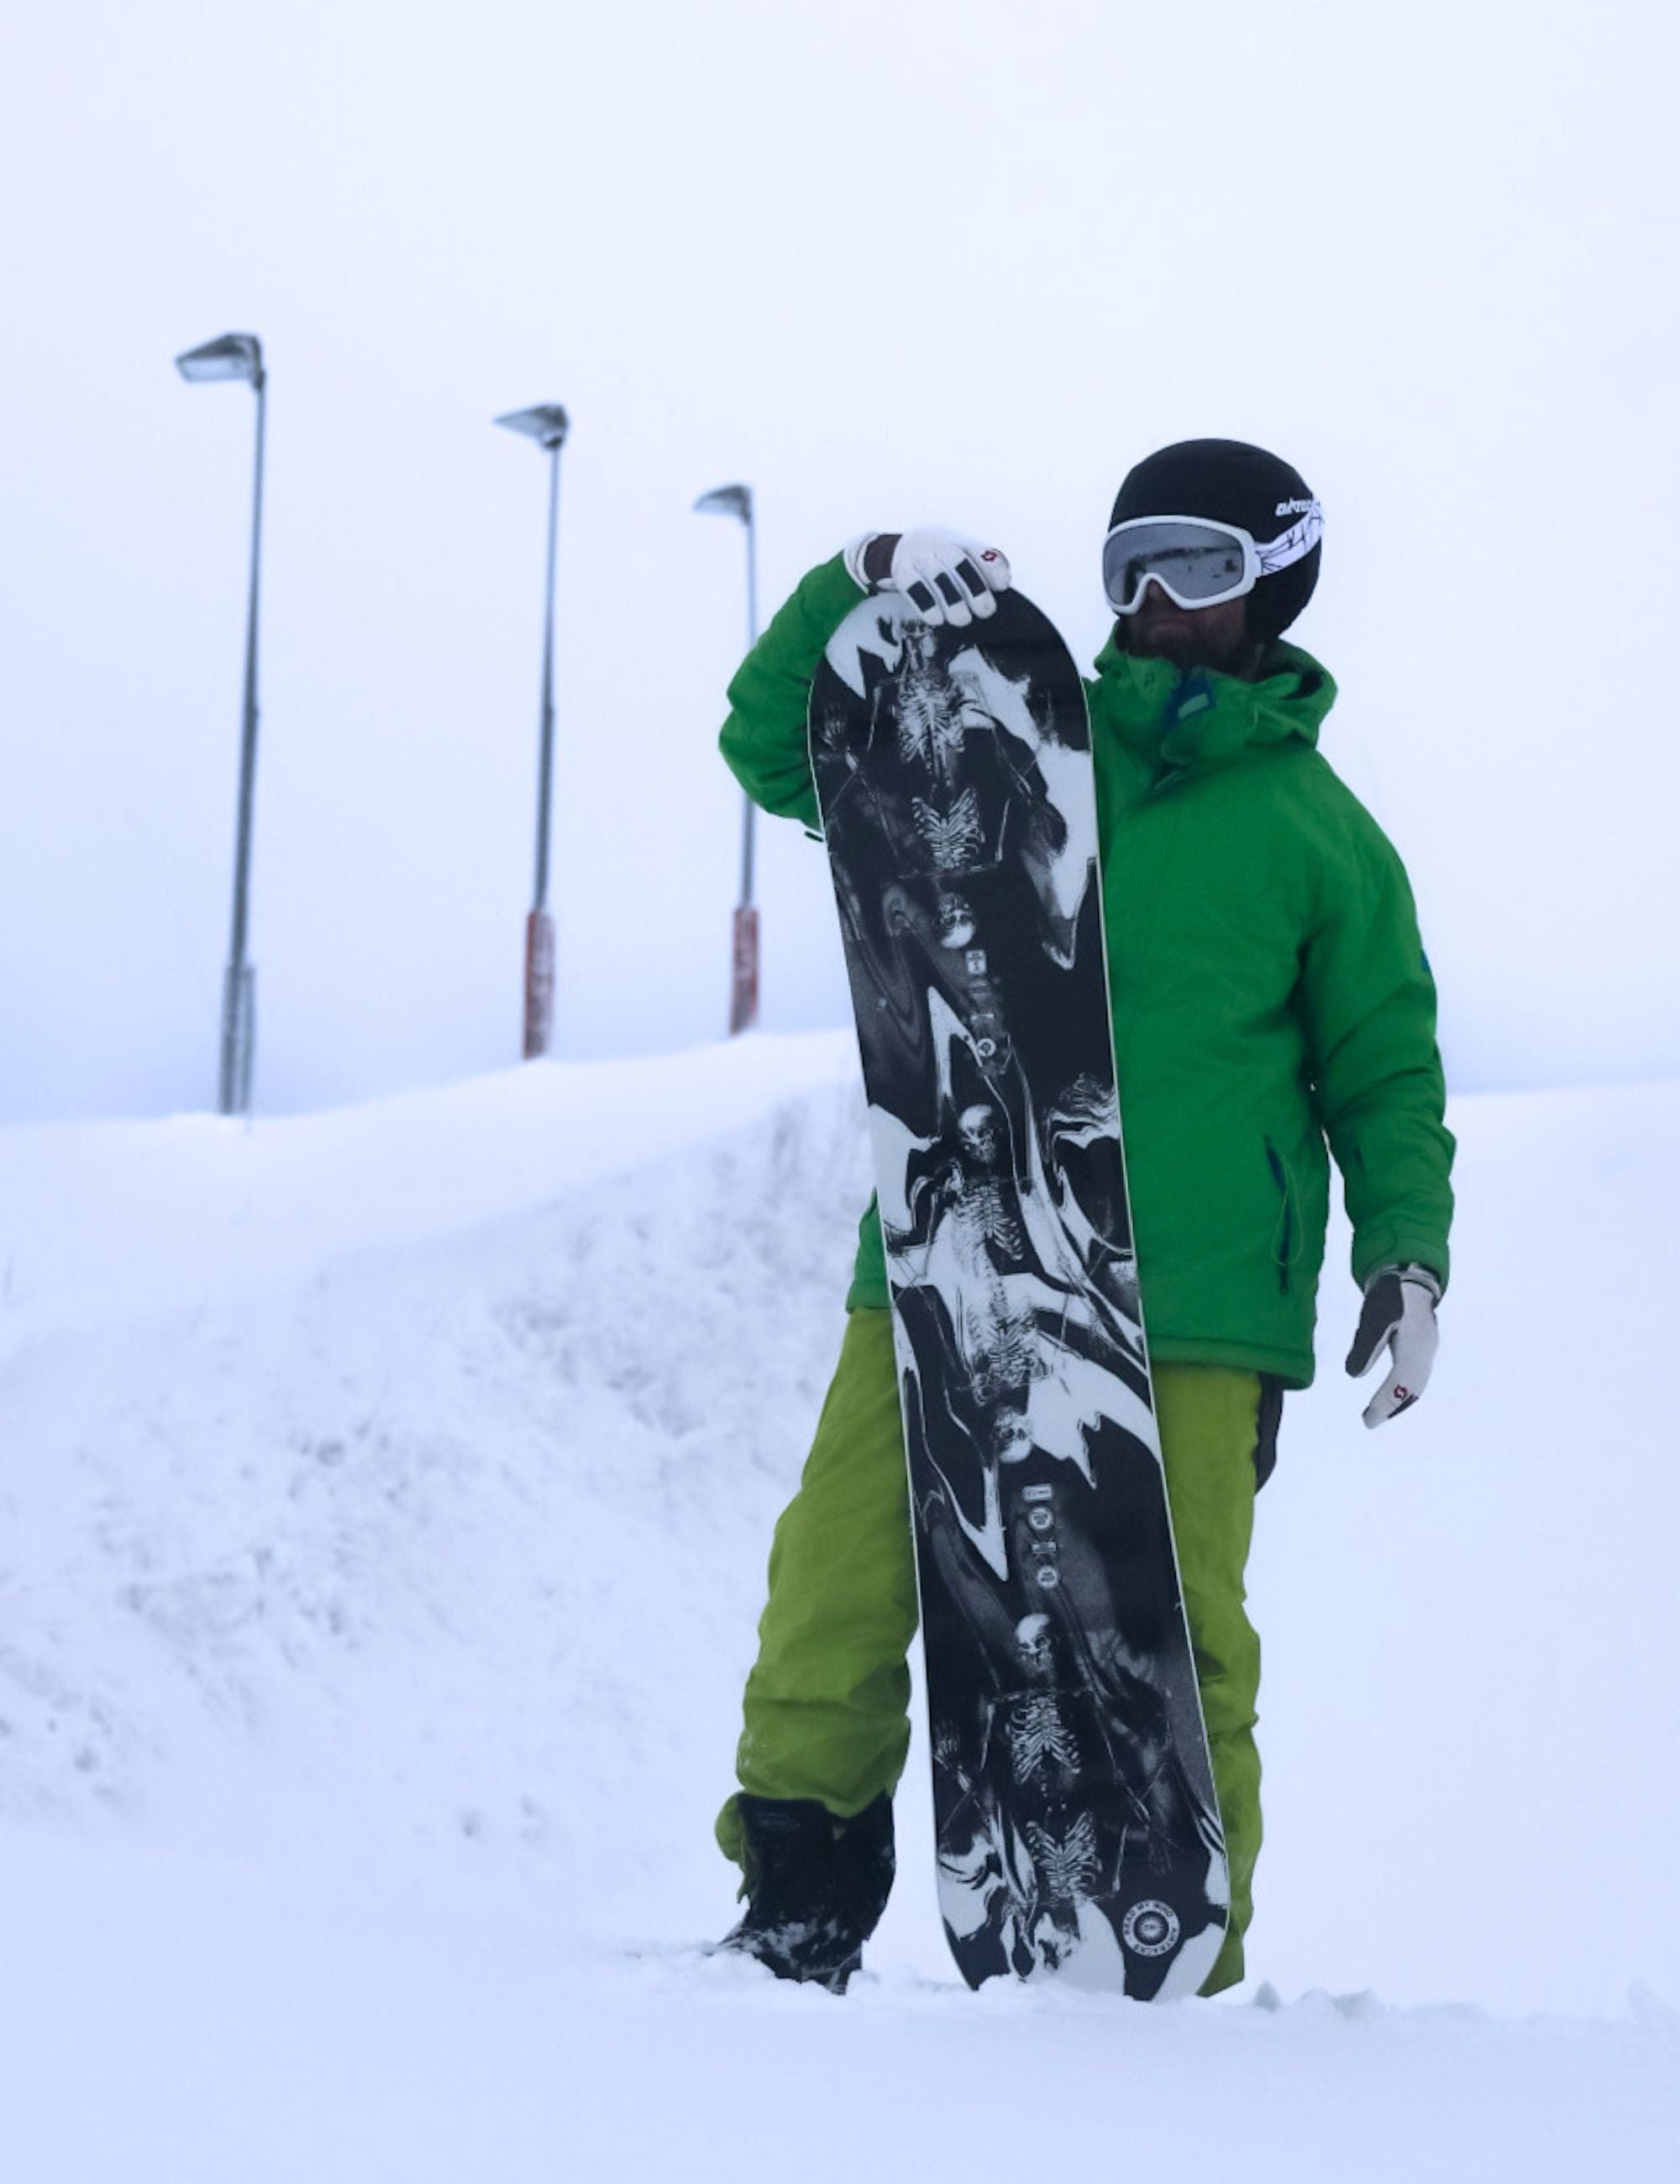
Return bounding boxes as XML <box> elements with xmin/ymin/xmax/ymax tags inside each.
<box><xmin>1126</xmin><ymin>610</ymin><xmax>1252</xmax><ymax>675</ymax></box>
<box><xmin>1131</xmin><ymin>622</ymin><xmax>1204</xmax><ymax>667</ymax></box>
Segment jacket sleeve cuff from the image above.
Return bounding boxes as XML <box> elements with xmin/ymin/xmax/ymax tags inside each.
<box><xmin>842</xmin><ymin>534</ymin><xmax>878</xmax><ymax>591</ymax></box>
<box><xmin>1352</xmin><ymin>1231</ymin><xmax>1452</xmax><ymax>1297</ymax></box>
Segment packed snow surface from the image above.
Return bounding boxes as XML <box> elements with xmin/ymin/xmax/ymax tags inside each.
<box><xmin>1</xmin><ymin>1034</ymin><xmax>1674</xmax><ymax>2180</ymax></box>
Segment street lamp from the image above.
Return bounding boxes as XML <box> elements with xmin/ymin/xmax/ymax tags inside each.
<box><xmin>495</xmin><ymin>402</ymin><xmax>570</xmax><ymax>1060</ymax></box>
<box><xmin>175</xmin><ymin>331</ymin><xmax>267</xmax><ymax>1116</ymax></box>
<box><xmin>694</xmin><ymin>481</ymin><xmax>760</xmax><ymax>1036</ymax></box>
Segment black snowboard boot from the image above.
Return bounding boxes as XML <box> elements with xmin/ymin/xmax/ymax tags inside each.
<box><xmin>719</xmin><ymin>1793</ymin><xmax>895</xmax><ymax>1993</ymax></box>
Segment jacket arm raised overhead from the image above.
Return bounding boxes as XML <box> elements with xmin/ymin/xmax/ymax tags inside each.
<box><xmin>1299</xmin><ymin>825</ymin><xmax>1456</xmax><ymax>1292</ymax></box>
<box><xmin>718</xmin><ymin>554</ymin><xmax>866</xmax><ymax>834</ymax></box>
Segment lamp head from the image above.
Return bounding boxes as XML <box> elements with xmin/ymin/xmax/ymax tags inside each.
<box><xmin>495</xmin><ymin>404</ymin><xmax>570</xmax><ymax>452</ymax></box>
<box><xmin>175</xmin><ymin>333</ymin><xmax>265</xmax><ymax>388</ymax></box>
<box><xmin>694</xmin><ymin>483</ymin><xmax>752</xmax><ymax>524</ymax></box>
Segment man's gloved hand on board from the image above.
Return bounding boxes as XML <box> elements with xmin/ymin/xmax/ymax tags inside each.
<box><xmin>843</xmin><ymin>527</ymin><xmax>1012</xmax><ymax>628</ymax></box>
<box><xmin>1346</xmin><ymin>1263</ymin><xmax>1442</xmax><ymax>1428</ymax></box>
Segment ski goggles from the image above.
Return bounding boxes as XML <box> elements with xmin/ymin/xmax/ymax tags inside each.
<box><xmin>1101</xmin><ymin>503</ymin><xmax>1323</xmax><ymax>614</ymax></box>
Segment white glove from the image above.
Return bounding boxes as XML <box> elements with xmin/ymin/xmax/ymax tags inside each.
<box><xmin>843</xmin><ymin>526</ymin><xmax>1011</xmax><ymax>628</ymax></box>
<box><xmin>1345</xmin><ymin>1263</ymin><xmax>1441</xmax><ymax>1429</ymax></box>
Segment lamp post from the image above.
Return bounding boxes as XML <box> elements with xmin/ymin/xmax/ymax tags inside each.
<box><xmin>175</xmin><ymin>331</ymin><xmax>267</xmax><ymax>1117</ymax></box>
<box><xmin>694</xmin><ymin>481</ymin><xmax>760</xmax><ymax>1036</ymax></box>
<box><xmin>494</xmin><ymin>402</ymin><xmax>570</xmax><ymax>1060</ymax></box>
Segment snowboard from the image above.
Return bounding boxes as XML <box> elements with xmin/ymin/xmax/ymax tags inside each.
<box><xmin>809</xmin><ymin>588</ymin><xmax>1230</xmax><ymax>1997</ymax></box>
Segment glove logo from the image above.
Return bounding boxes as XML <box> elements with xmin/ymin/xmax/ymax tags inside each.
<box><xmin>1121</xmin><ymin>1899</ymin><xmax>1180</xmax><ymax>1957</ymax></box>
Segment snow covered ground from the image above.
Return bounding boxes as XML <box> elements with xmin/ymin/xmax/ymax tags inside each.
<box><xmin>1</xmin><ymin>1034</ymin><xmax>1675</xmax><ymax>2180</ymax></box>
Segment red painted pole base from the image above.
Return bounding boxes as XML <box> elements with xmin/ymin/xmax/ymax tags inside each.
<box><xmin>523</xmin><ymin>909</ymin><xmax>555</xmax><ymax>1059</ymax></box>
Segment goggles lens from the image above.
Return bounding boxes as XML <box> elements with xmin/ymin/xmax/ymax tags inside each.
<box><xmin>1102</xmin><ymin>517</ymin><xmax>1255</xmax><ymax>613</ymax></box>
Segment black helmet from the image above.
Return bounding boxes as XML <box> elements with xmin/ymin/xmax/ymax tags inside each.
<box><xmin>1107</xmin><ymin>438</ymin><xmax>1321</xmax><ymax>643</ymax></box>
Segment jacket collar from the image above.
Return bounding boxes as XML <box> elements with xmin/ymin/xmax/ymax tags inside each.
<box><xmin>1091</xmin><ymin>633</ymin><xmax>1338</xmax><ymax>780</ymax></box>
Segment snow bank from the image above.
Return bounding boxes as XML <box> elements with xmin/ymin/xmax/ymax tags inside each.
<box><xmin>0</xmin><ymin>1031</ymin><xmax>864</xmax><ymax>1355</ymax></box>
<box><xmin>0</xmin><ymin>1041</ymin><xmax>1675</xmax><ymax>2180</ymax></box>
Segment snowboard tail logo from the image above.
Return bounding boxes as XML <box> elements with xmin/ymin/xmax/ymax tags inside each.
<box><xmin>1122</xmin><ymin>1899</ymin><xmax>1182</xmax><ymax>1959</ymax></box>
<box><xmin>811</xmin><ymin>594</ymin><xmax>1231</xmax><ymax>1997</ymax></box>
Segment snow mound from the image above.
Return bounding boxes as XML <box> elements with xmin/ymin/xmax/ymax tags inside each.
<box><xmin>0</xmin><ymin>1035</ymin><xmax>868</xmax><ymax>1893</ymax></box>
<box><xmin>0</xmin><ymin>1041</ymin><xmax>1676</xmax><ymax>2180</ymax></box>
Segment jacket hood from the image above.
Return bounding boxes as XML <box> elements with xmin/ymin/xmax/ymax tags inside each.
<box><xmin>1090</xmin><ymin>634</ymin><xmax>1337</xmax><ymax>780</ymax></box>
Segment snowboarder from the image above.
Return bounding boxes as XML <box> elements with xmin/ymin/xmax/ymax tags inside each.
<box><xmin>712</xmin><ymin>438</ymin><xmax>1455</xmax><ymax>1994</ymax></box>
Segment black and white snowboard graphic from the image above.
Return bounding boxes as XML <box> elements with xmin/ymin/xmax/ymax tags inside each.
<box><xmin>810</xmin><ymin>591</ymin><xmax>1230</xmax><ymax>1997</ymax></box>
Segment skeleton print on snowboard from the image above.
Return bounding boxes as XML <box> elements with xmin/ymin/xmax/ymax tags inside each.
<box><xmin>810</xmin><ymin>590</ymin><xmax>1230</xmax><ymax>1997</ymax></box>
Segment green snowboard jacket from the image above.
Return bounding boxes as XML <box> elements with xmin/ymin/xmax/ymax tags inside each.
<box><xmin>719</xmin><ymin>554</ymin><xmax>1454</xmax><ymax>1389</ymax></box>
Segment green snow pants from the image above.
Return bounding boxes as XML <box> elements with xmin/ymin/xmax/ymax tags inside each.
<box><xmin>717</xmin><ymin>1308</ymin><xmax>1268</xmax><ymax>1996</ymax></box>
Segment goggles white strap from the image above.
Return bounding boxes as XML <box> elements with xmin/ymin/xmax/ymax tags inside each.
<box><xmin>1254</xmin><ymin>502</ymin><xmax>1324</xmax><ymax>575</ymax></box>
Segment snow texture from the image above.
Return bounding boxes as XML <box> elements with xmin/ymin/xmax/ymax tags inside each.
<box><xmin>0</xmin><ymin>1035</ymin><xmax>1675</xmax><ymax>2180</ymax></box>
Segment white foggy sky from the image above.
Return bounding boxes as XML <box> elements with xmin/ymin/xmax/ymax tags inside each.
<box><xmin>2</xmin><ymin>0</ymin><xmax>1676</xmax><ymax>1122</ymax></box>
